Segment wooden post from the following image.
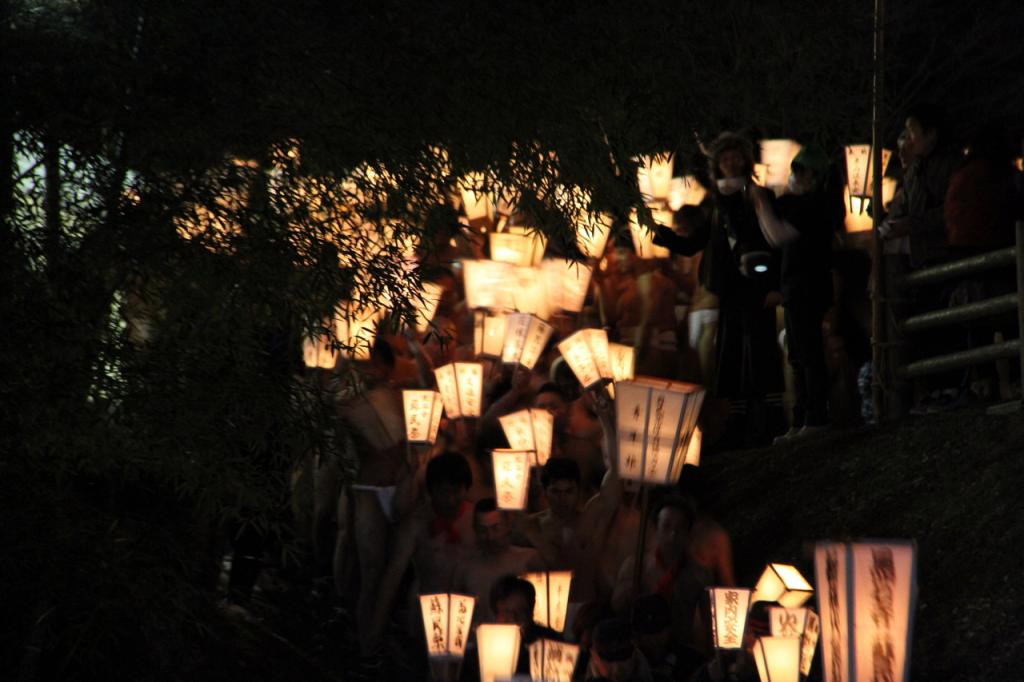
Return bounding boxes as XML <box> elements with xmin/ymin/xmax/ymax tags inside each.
<box><xmin>632</xmin><ymin>486</ymin><xmax>650</xmax><ymax>594</ymax></box>
<box><xmin>870</xmin><ymin>0</ymin><xmax>888</xmax><ymax>423</ymax></box>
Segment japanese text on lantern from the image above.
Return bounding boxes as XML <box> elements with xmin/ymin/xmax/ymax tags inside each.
<box><xmin>450</xmin><ymin>595</ymin><xmax>473</xmax><ymax>655</ymax></box>
<box><xmin>827</xmin><ymin>548</ymin><xmax>844</xmax><ymax>682</ymax></box>
<box><xmin>647</xmin><ymin>396</ymin><xmax>665</xmax><ymax>478</ymax></box>
<box><xmin>870</xmin><ymin>548</ymin><xmax>896</xmax><ymax>682</ymax></box>
<box><xmin>723</xmin><ymin>590</ymin><xmax>742</xmax><ymax>647</ymax></box>
<box><xmin>428</xmin><ymin>595</ymin><xmax>448</xmax><ymax>656</ymax></box>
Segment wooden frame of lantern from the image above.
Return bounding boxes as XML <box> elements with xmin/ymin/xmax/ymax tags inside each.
<box><xmin>403</xmin><ymin>390</ymin><xmax>445</xmax><ymax>445</ymax></box>
<box><xmin>814</xmin><ymin>541</ymin><xmax>917</xmax><ymax>682</ymax></box>
<box><xmin>753</xmin><ymin>636</ymin><xmax>802</xmax><ymax>682</ymax></box>
<box><xmin>476</xmin><ymin>623</ymin><xmax>521</xmax><ymax>682</ymax></box>
<box><xmin>529</xmin><ymin>639</ymin><xmax>580</xmax><ymax>682</ymax></box>
<box><xmin>752</xmin><ymin>563</ymin><xmax>814</xmax><ymax>608</ymax></box>
<box><xmin>629</xmin><ymin>209</ymin><xmax>672</xmax><ymax>259</ymax></box>
<box><xmin>492</xmin><ymin>449</ymin><xmax>530</xmax><ymax>510</ymax></box>
<box><xmin>614</xmin><ymin>378</ymin><xmax>706</xmax><ymax>484</ymax></box>
<box><xmin>474</xmin><ymin>311</ymin><xmax>508</xmax><ymax>358</ymax></box>
<box><xmin>844</xmin><ymin>144</ymin><xmax>892</xmax><ymax>213</ymax></box>
<box><xmin>638</xmin><ymin>153</ymin><xmax>674</xmax><ymax>203</ymax></box>
<box><xmin>521</xmin><ymin>571</ymin><xmax>573</xmax><ymax>633</ymax></box>
<box><xmin>498</xmin><ymin>408</ymin><xmax>554</xmax><ymax>467</ymax></box>
<box><xmin>420</xmin><ymin>593</ymin><xmax>476</xmax><ymax>660</ymax></box>
<box><xmin>433</xmin><ymin>362</ymin><xmax>484</xmax><ymax>419</ymax></box>
<box><xmin>759</xmin><ymin>139</ymin><xmax>803</xmax><ymax>191</ymax></box>
<box><xmin>490</xmin><ymin>227</ymin><xmax>547</xmax><ymax>267</ymax></box>
<box><xmin>708</xmin><ymin>587</ymin><xmax>752</xmax><ymax>650</ymax></box>
<box><xmin>558</xmin><ymin>328</ymin><xmax>613</xmax><ymax>390</ymax></box>
<box><xmin>541</xmin><ymin>259</ymin><xmax>593</xmax><ymax>313</ymax></box>
<box><xmin>501</xmin><ymin>313</ymin><xmax>553</xmax><ymax>370</ymax></box>
<box><xmin>769</xmin><ymin>607</ymin><xmax>820</xmax><ymax>678</ymax></box>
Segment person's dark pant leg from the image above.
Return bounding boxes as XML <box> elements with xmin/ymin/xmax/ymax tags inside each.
<box><xmin>785</xmin><ymin>302</ymin><xmax>829</xmax><ymax>427</ymax></box>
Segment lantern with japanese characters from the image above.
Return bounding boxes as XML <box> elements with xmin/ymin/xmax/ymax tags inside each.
<box><xmin>753</xmin><ymin>636</ymin><xmax>802</xmax><ymax>682</ymax></box>
<box><xmin>759</xmin><ymin>139</ymin><xmax>802</xmax><ymax>190</ymax></box>
<box><xmin>614</xmin><ymin>378</ymin><xmax>706</xmax><ymax>484</ymax></box>
<box><xmin>629</xmin><ymin>209</ymin><xmax>672</xmax><ymax>259</ymax></box>
<box><xmin>434</xmin><ymin>362</ymin><xmax>484</xmax><ymax>419</ymax></box>
<box><xmin>814</xmin><ymin>541</ymin><xmax>917</xmax><ymax>682</ymax></box>
<box><xmin>558</xmin><ymin>328</ymin><xmax>613</xmax><ymax>390</ymax></box>
<box><xmin>420</xmin><ymin>593</ymin><xmax>476</xmax><ymax>659</ymax></box>
<box><xmin>476</xmin><ymin>623</ymin><xmax>521</xmax><ymax>682</ymax></box>
<box><xmin>416</xmin><ymin>282</ymin><xmax>445</xmax><ymax>332</ymax></box>
<box><xmin>608</xmin><ymin>343</ymin><xmax>636</xmax><ymax>383</ymax></box>
<box><xmin>474</xmin><ymin>312</ymin><xmax>508</xmax><ymax>358</ymax></box>
<box><xmin>530</xmin><ymin>639</ymin><xmax>579</xmax><ymax>682</ymax></box>
<box><xmin>403</xmin><ymin>390</ymin><xmax>445</xmax><ymax>445</ymax></box>
<box><xmin>769</xmin><ymin>607</ymin><xmax>820</xmax><ymax>678</ymax></box>
<box><xmin>501</xmin><ymin>313</ymin><xmax>554</xmax><ymax>370</ymax></box>
<box><xmin>499</xmin><ymin>409</ymin><xmax>554</xmax><ymax>467</ymax></box>
<box><xmin>638</xmin><ymin>153</ymin><xmax>674</xmax><ymax>203</ymax></box>
<box><xmin>844</xmin><ymin>145</ymin><xmax>892</xmax><ymax>213</ymax></box>
<box><xmin>492</xmin><ymin>449</ymin><xmax>531</xmax><ymax>510</ymax></box>
<box><xmin>708</xmin><ymin>587</ymin><xmax>752</xmax><ymax>650</ymax></box>
<box><xmin>751</xmin><ymin>563</ymin><xmax>814</xmax><ymax>608</ymax></box>
<box><xmin>490</xmin><ymin>227</ymin><xmax>547</xmax><ymax>267</ymax></box>
<box><xmin>522</xmin><ymin>571</ymin><xmax>573</xmax><ymax>633</ymax></box>
<box><xmin>462</xmin><ymin>260</ymin><xmax>512</xmax><ymax>310</ymax></box>
<box><xmin>541</xmin><ymin>259</ymin><xmax>593</xmax><ymax>313</ymax></box>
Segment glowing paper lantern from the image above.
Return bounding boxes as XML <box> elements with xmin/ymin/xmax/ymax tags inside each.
<box><xmin>501</xmin><ymin>314</ymin><xmax>554</xmax><ymax>370</ymax></box>
<box><xmin>529</xmin><ymin>639</ymin><xmax>579</xmax><ymax>682</ymax></box>
<box><xmin>541</xmin><ymin>259</ymin><xmax>593</xmax><ymax>313</ymax></box>
<box><xmin>769</xmin><ymin>607</ymin><xmax>820</xmax><ymax>678</ymax></box>
<box><xmin>638</xmin><ymin>153</ymin><xmax>674</xmax><ymax>202</ymax></box>
<box><xmin>434</xmin><ymin>362</ymin><xmax>484</xmax><ymax>419</ymax></box>
<box><xmin>490</xmin><ymin>228</ymin><xmax>547</xmax><ymax>267</ymax></box>
<box><xmin>419</xmin><ymin>593</ymin><xmax>476</xmax><ymax>659</ymax></box>
<box><xmin>463</xmin><ymin>260</ymin><xmax>512</xmax><ymax>310</ymax></box>
<box><xmin>814</xmin><ymin>541</ymin><xmax>917</xmax><ymax>682</ymax></box>
<box><xmin>498</xmin><ymin>409</ymin><xmax>555</xmax><ymax>467</ymax></box>
<box><xmin>669</xmin><ymin>175</ymin><xmax>708</xmax><ymax>211</ymax></box>
<box><xmin>521</xmin><ymin>571</ymin><xmax>573</xmax><ymax>632</ymax></box>
<box><xmin>476</xmin><ymin>623</ymin><xmax>521</xmax><ymax>682</ymax></box>
<box><xmin>558</xmin><ymin>329</ymin><xmax>614</xmax><ymax>390</ymax></box>
<box><xmin>754</xmin><ymin>163</ymin><xmax>769</xmax><ymax>186</ymax></box>
<box><xmin>402</xmin><ymin>390</ymin><xmax>445</xmax><ymax>445</ymax></box>
<box><xmin>608</xmin><ymin>343</ymin><xmax>636</xmax><ymax>383</ymax></box>
<box><xmin>335</xmin><ymin>302</ymin><xmax>383</xmax><ymax>361</ymax></box>
<box><xmin>752</xmin><ymin>564</ymin><xmax>814</xmax><ymax>608</ymax></box>
<box><xmin>508</xmin><ymin>266</ymin><xmax>552</xmax><ymax>320</ymax></box>
<box><xmin>760</xmin><ymin>139</ymin><xmax>803</xmax><ymax>190</ymax></box>
<box><xmin>474</xmin><ymin>311</ymin><xmax>508</xmax><ymax>358</ymax></box>
<box><xmin>576</xmin><ymin>212</ymin><xmax>613</xmax><ymax>259</ymax></box>
<box><xmin>459</xmin><ymin>172</ymin><xmax>495</xmax><ymax>226</ymax></box>
<box><xmin>629</xmin><ymin>209</ymin><xmax>672</xmax><ymax>259</ymax></box>
<box><xmin>708</xmin><ymin>587</ymin><xmax>752</xmax><ymax>650</ymax></box>
<box><xmin>493</xmin><ymin>449</ymin><xmax>530</xmax><ymax>510</ymax></box>
<box><xmin>415</xmin><ymin>282</ymin><xmax>445</xmax><ymax>332</ymax></box>
<box><xmin>614</xmin><ymin>378</ymin><xmax>706</xmax><ymax>484</ymax></box>
<box><xmin>753</xmin><ymin>637</ymin><xmax>802</xmax><ymax>682</ymax></box>
<box><xmin>684</xmin><ymin>427</ymin><xmax>703</xmax><ymax>467</ymax></box>
<box><xmin>302</xmin><ymin>333</ymin><xmax>337</xmax><ymax>369</ymax></box>
<box><xmin>844</xmin><ymin>145</ymin><xmax>892</xmax><ymax>202</ymax></box>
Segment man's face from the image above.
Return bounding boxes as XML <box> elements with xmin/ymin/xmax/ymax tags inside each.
<box><xmin>905</xmin><ymin>117</ymin><xmax>937</xmax><ymax>158</ymax></box>
<box><xmin>614</xmin><ymin>247</ymin><xmax>635</xmax><ymax>275</ymax></box>
<box><xmin>494</xmin><ymin>592</ymin><xmax>532</xmax><ymax>629</ymax></box>
<box><xmin>655</xmin><ymin>506</ymin><xmax>689</xmax><ymax>554</ymax></box>
<box><xmin>429</xmin><ymin>481</ymin><xmax>466</xmax><ymax>519</ymax></box>
<box><xmin>473</xmin><ymin>510</ymin><xmax>509</xmax><ymax>553</ymax></box>
<box><xmin>545</xmin><ymin>480</ymin><xmax>580</xmax><ymax>518</ymax></box>
<box><xmin>535</xmin><ymin>391</ymin><xmax>569</xmax><ymax>431</ymax></box>
<box><xmin>717</xmin><ymin>149</ymin><xmax>747</xmax><ymax>179</ymax></box>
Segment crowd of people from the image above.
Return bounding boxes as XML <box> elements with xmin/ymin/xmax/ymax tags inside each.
<box><xmin>221</xmin><ymin>107</ymin><xmax>1023</xmax><ymax>681</ymax></box>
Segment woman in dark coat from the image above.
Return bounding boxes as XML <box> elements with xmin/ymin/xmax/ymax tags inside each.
<box><xmin>654</xmin><ymin>133</ymin><xmax>784</xmax><ymax>446</ymax></box>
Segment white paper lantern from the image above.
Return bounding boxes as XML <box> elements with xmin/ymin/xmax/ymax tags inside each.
<box><xmin>608</xmin><ymin>343</ymin><xmax>636</xmax><ymax>383</ymax></box>
<box><xmin>521</xmin><ymin>571</ymin><xmax>573</xmax><ymax>632</ymax></box>
<box><xmin>668</xmin><ymin>175</ymin><xmax>708</xmax><ymax>211</ymax></box>
<box><xmin>575</xmin><ymin>212</ymin><xmax>613</xmax><ymax>259</ymax></box>
<box><xmin>402</xmin><ymin>390</ymin><xmax>445</xmax><ymax>445</ymax></box>
<box><xmin>493</xmin><ymin>449</ymin><xmax>531</xmax><ymax>510</ymax></box>
<box><xmin>474</xmin><ymin>311</ymin><xmax>509</xmax><ymax>358</ymax></box>
<box><xmin>499</xmin><ymin>409</ymin><xmax>555</xmax><ymax>467</ymax></box>
<box><xmin>420</xmin><ymin>593</ymin><xmax>476</xmax><ymax>659</ymax></box>
<box><xmin>502</xmin><ymin>314</ymin><xmax>554</xmax><ymax>370</ymax></box>
<box><xmin>708</xmin><ymin>587</ymin><xmax>752</xmax><ymax>650</ymax></box>
<box><xmin>463</xmin><ymin>260</ymin><xmax>513</xmax><ymax>311</ymax></box>
<box><xmin>752</xmin><ymin>563</ymin><xmax>814</xmax><ymax>608</ymax></box>
<box><xmin>302</xmin><ymin>333</ymin><xmax>337</xmax><ymax>369</ymax></box>
<box><xmin>760</xmin><ymin>139</ymin><xmax>803</xmax><ymax>190</ymax></box>
<box><xmin>844</xmin><ymin>145</ymin><xmax>892</xmax><ymax>201</ymax></box>
<box><xmin>753</xmin><ymin>636</ymin><xmax>802</xmax><ymax>682</ymax></box>
<box><xmin>490</xmin><ymin>227</ymin><xmax>547</xmax><ymax>267</ymax></box>
<box><xmin>415</xmin><ymin>282</ymin><xmax>445</xmax><ymax>332</ymax></box>
<box><xmin>335</xmin><ymin>302</ymin><xmax>383</xmax><ymax>361</ymax></box>
<box><xmin>558</xmin><ymin>328</ymin><xmax>615</xmax><ymax>390</ymax></box>
<box><xmin>814</xmin><ymin>541</ymin><xmax>917</xmax><ymax>682</ymax></box>
<box><xmin>434</xmin><ymin>362</ymin><xmax>484</xmax><ymax>419</ymax></box>
<box><xmin>459</xmin><ymin>172</ymin><xmax>495</xmax><ymax>226</ymax></box>
<box><xmin>508</xmin><ymin>266</ymin><xmax>552</xmax><ymax>320</ymax></box>
<box><xmin>477</xmin><ymin>623</ymin><xmax>522</xmax><ymax>682</ymax></box>
<box><xmin>769</xmin><ymin>607</ymin><xmax>820</xmax><ymax>677</ymax></box>
<box><xmin>683</xmin><ymin>427</ymin><xmax>702</xmax><ymax>467</ymax></box>
<box><xmin>541</xmin><ymin>259</ymin><xmax>593</xmax><ymax>313</ymax></box>
<box><xmin>638</xmin><ymin>153</ymin><xmax>674</xmax><ymax>202</ymax></box>
<box><xmin>529</xmin><ymin>639</ymin><xmax>579</xmax><ymax>682</ymax></box>
<box><xmin>614</xmin><ymin>378</ymin><xmax>706</xmax><ymax>484</ymax></box>
<box><xmin>629</xmin><ymin>209</ymin><xmax>672</xmax><ymax>259</ymax></box>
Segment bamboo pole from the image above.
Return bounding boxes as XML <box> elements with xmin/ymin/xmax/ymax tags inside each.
<box><xmin>870</xmin><ymin>0</ymin><xmax>888</xmax><ymax>422</ymax></box>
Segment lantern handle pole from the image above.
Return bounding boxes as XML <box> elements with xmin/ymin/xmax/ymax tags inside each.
<box><xmin>632</xmin><ymin>484</ymin><xmax>650</xmax><ymax>594</ymax></box>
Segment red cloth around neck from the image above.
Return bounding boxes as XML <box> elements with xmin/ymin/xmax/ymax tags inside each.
<box><xmin>428</xmin><ymin>501</ymin><xmax>470</xmax><ymax>545</ymax></box>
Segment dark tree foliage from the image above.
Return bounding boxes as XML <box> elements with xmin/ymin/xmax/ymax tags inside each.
<box><xmin>1</xmin><ymin>0</ymin><xmax>1022</xmax><ymax>679</ymax></box>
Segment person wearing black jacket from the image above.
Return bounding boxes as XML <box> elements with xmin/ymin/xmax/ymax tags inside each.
<box><xmin>653</xmin><ymin>133</ymin><xmax>785</xmax><ymax>448</ymax></box>
<box><xmin>750</xmin><ymin>145</ymin><xmax>844</xmax><ymax>440</ymax></box>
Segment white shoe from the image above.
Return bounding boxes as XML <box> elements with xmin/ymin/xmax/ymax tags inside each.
<box><xmin>794</xmin><ymin>424</ymin><xmax>830</xmax><ymax>439</ymax></box>
<box><xmin>773</xmin><ymin>428</ymin><xmax>801</xmax><ymax>446</ymax></box>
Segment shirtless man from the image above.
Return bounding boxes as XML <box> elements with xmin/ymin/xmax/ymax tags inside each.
<box><xmin>611</xmin><ymin>497</ymin><xmax>711</xmax><ymax>653</ymax></box>
<box><xmin>365</xmin><ymin>453</ymin><xmax>476</xmax><ymax>653</ymax></box>
<box><xmin>454</xmin><ymin>498</ymin><xmax>544</xmax><ymax>624</ymax></box>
